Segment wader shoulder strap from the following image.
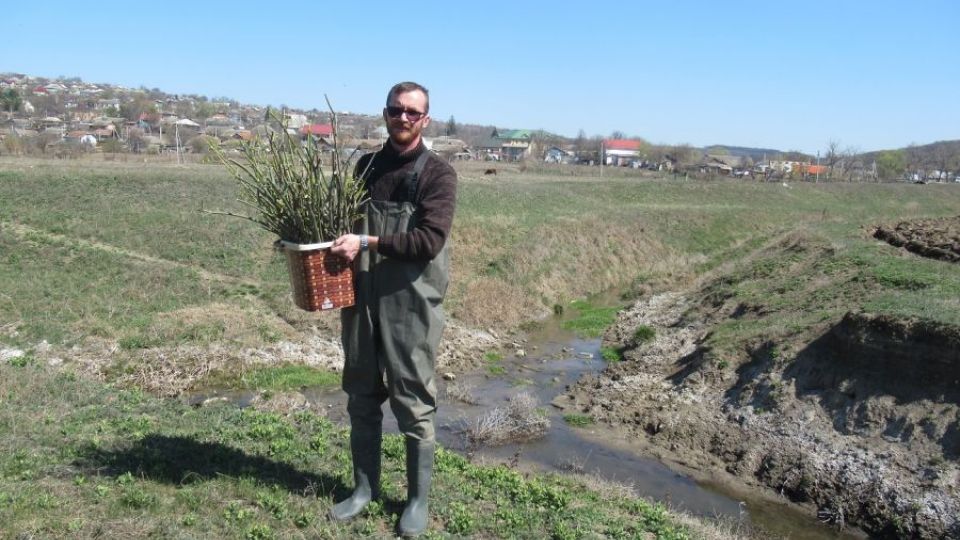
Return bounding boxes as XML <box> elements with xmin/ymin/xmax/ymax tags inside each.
<box><xmin>404</xmin><ymin>151</ymin><xmax>431</xmax><ymax>203</ymax></box>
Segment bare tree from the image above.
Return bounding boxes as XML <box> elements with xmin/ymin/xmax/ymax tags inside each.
<box><xmin>842</xmin><ymin>145</ymin><xmax>862</xmax><ymax>182</ymax></box>
<box><xmin>904</xmin><ymin>144</ymin><xmax>925</xmax><ymax>180</ymax></box>
<box><xmin>669</xmin><ymin>144</ymin><xmax>700</xmax><ymax>171</ymax></box>
<box><xmin>824</xmin><ymin>140</ymin><xmax>842</xmax><ymax>180</ymax></box>
<box><xmin>574</xmin><ymin>129</ymin><xmax>588</xmax><ymax>160</ymax></box>
<box><xmin>126</xmin><ymin>127</ymin><xmax>147</xmax><ymax>153</ymax></box>
<box><xmin>928</xmin><ymin>142</ymin><xmax>954</xmax><ymax>182</ymax></box>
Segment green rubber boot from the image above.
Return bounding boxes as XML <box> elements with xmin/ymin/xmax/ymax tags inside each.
<box><xmin>398</xmin><ymin>438</ymin><xmax>435</xmax><ymax>537</ymax></box>
<box><xmin>330</xmin><ymin>427</ymin><xmax>381</xmax><ymax>521</ymax></box>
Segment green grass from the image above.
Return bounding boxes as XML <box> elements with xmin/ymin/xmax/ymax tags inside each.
<box><xmin>483</xmin><ymin>350</ymin><xmax>503</xmax><ymax>363</ymax></box>
<box><xmin>563</xmin><ymin>414</ymin><xmax>595</xmax><ymax>427</ymax></box>
<box><xmin>201</xmin><ymin>364</ymin><xmax>341</xmax><ymax>392</ymax></box>
<box><xmin>600</xmin><ymin>346</ymin><xmax>622</xmax><ymax>362</ymax></box>
<box><xmin>4</xmin><ymin>161</ymin><xmax>960</xmax><ymax>345</ymax></box>
<box><xmin>696</xmin><ymin>227</ymin><xmax>960</xmax><ymax>369</ymax></box>
<box><xmin>561</xmin><ymin>300</ymin><xmax>623</xmax><ymax>338</ymax></box>
<box><xmin>632</xmin><ymin>325</ymin><xmax>656</xmax><ymax>344</ymax></box>
<box><xmin>0</xmin><ymin>360</ymin><xmax>693</xmax><ymax>539</ymax></box>
<box><xmin>3</xmin><ymin>159</ymin><xmax>960</xmax><ymax>538</ymax></box>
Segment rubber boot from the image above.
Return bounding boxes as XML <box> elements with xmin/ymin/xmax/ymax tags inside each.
<box><xmin>398</xmin><ymin>438</ymin><xmax>435</xmax><ymax>537</ymax></box>
<box><xmin>330</xmin><ymin>426</ymin><xmax>381</xmax><ymax>521</ymax></box>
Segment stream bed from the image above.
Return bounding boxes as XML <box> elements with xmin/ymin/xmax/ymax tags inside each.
<box><xmin>193</xmin><ymin>321</ymin><xmax>862</xmax><ymax>539</ymax></box>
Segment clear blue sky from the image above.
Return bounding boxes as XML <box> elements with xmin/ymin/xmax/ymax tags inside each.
<box><xmin>7</xmin><ymin>1</ymin><xmax>959</xmax><ymax>154</ymax></box>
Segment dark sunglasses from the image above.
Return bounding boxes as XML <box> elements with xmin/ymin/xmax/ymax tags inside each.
<box><xmin>385</xmin><ymin>106</ymin><xmax>426</xmax><ymax>121</ymax></box>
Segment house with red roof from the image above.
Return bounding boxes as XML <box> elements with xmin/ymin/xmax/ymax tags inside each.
<box><xmin>300</xmin><ymin>123</ymin><xmax>333</xmax><ymax>138</ymax></box>
<box><xmin>603</xmin><ymin>139</ymin><xmax>644</xmax><ymax>166</ymax></box>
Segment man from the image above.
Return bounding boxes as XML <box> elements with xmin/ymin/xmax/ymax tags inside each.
<box><xmin>329</xmin><ymin>81</ymin><xmax>457</xmax><ymax>537</ymax></box>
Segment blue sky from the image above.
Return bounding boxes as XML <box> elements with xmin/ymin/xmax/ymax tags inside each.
<box><xmin>6</xmin><ymin>1</ymin><xmax>959</xmax><ymax>154</ymax></box>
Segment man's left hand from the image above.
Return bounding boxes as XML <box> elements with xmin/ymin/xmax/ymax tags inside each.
<box><xmin>331</xmin><ymin>234</ymin><xmax>360</xmax><ymax>262</ymax></box>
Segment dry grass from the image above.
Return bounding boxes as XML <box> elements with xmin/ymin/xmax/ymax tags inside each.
<box><xmin>463</xmin><ymin>392</ymin><xmax>550</xmax><ymax>447</ymax></box>
<box><xmin>443</xmin><ymin>380</ymin><xmax>480</xmax><ymax>405</ymax></box>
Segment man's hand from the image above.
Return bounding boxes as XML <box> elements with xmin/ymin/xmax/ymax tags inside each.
<box><xmin>330</xmin><ymin>234</ymin><xmax>361</xmax><ymax>262</ymax></box>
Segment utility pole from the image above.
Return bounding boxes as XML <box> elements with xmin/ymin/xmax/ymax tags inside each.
<box><xmin>156</xmin><ymin>100</ymin><xmax>162</xmax><ymax>155</ymax></box>
<box><xmin>816</xmin><ymin>151</ymin><xmax>820</xmax><ymax>183</ymax></box>
<box><xmin>600</xmin><ymin>140</ymin><xmax>604</xmax><ymax>177</ymax></box>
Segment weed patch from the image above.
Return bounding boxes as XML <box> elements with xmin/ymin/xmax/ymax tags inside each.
<box><xmin>600</xmin><ymin>346</ymin><xmax>622</xmax><ymax>362</ymax></box>
<box><xmin>563</xmin><ymin>414</ymin><xmax>594</xmax><ymax>427</ymax></box>
<box><xmin>562</xmin><ymin>300</ymin><xmax>622</xmax><ymax>338</ymax></box>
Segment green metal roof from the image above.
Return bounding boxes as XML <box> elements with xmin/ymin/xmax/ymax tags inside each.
<box><xmin>496</xmin><ymin>129</ymin><xmax>532</xmax><ymax>140</ymax></box>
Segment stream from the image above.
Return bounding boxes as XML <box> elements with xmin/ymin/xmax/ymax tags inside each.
<box><xmin>192</xmin><ymin>320</ymin><xmax>861</xmax><ymax>539</ymax></box>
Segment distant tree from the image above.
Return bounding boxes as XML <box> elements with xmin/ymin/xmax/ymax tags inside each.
<box><xmin>445</xmin><ymin>115</ymin><xmax>457</xmax><ymax>136</ymax></box>
<box><xmin>175</xmin><ymin>101</ymin><xmax>193</xmax><ymax>118</ymax></box>
<box><xmin>100</xmin><ymin>139</ymin><xmax>124</xmax><ymax>153</ymax></box>
<box><xmin>705</xmin><ymin>145</ymin><xmax>729</xmax><ymax>155</ymax></box>
<box><xmin>669</xmin><ymin>144</ymin><xmax>700</xmax><ymax>170</ymax></box>
<box><xmin>34</xmin><ymin>131</ymin><xmax>62</xmax><ymax>155</ymax></box>
<box><xmin>574</xmin><ymin>129</ymin><xmax>588</xmax><ymax>159</ymax></box>
<box><xmin>781</xmin><ymin>150</ymin><xmax>810</xmax><ymax>162</ymax></box>
<box><xmin>126</xmin><ymin>127</ymin><xmax>147</xmax><ymax>153</ymax></box>
<box><xmin>2</xmin><ymin>135</ymin><xmax>24</xmax><ymax>155</ymax></box>
<box><xmin>610</xmin><ymin>130</ymin><xmax>626</xmax><ymax>140</ymax></box>
<box><xmin>824</xmin><ymin>140</ymin><xmax>842</xmax><ymax>180</ymax></box>
<box><xmin>875</xmin><ymin>150</ymin><xmax>906</xmax><ymax>181</ymax></box>
<box><xmin>1</xmin><ymin>88</ymin><xmax>22</xmax><ymax>113</ymax></box>
<box><xmin>928</xmin><ymin>142</ymin><xmax>956</xmax><ymax>181</ymax></box>
<box><xmin>188</xmin><ymin>135</ymin><xmax>218</xmax><ymax>154</ymax></box>
<box><xmin>193</xmin><ymin>102</ymin><xmax>216</xmax><ymax>122</ymax></box>
<box><xmin>531</xmin><ymin>129</ymin><xmax>564</xmax><ymax>160</ymax></box>
<box><xmin>119</xmin><ymin>96</ymin><xmax>154</xmax><ymax>121</ymax></box>
<box><xmin>840</xmin><ymin>146</ymin><xmax>862</xmax><ymax>182</ymax></box>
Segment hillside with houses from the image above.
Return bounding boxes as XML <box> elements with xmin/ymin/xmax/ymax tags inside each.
<box><xmin>2</xmin><ymin>73</ymin><xmax>958</xmax><ymax>183</ymax></box>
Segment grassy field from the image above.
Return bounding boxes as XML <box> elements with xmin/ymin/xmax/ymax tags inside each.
<box><xmin>0</xmin><ymin>359</ymin><xmax>697</xmax><ymax>539</ymax></box>
<box><xmin>2</xmin><ymin>157</ymin><xmax>960</xmax><ymax>538</ymax></box>
<box><xmin>3</xmin><ymin>158</ymin><xmax>959</xmax><ymax>348</ymax></box>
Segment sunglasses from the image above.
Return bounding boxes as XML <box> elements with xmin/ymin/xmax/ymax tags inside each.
<box><xmin>385</xmin><ymin>106</ymin><xmax>426</xmax><ymax>122</ymax></box>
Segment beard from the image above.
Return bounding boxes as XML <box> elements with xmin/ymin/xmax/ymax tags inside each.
<box><xmin>387</xmin><ymin>119</ymin><xmax>422</xmax><ymax>148</ymax></box>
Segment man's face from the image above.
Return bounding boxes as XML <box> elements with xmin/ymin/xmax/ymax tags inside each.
<box><xmin>383</xmin><ymin>90</ymin><xmax>430</xmax><ymax>148</ymax></box>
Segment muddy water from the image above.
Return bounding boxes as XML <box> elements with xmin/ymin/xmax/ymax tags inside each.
<box><xmin>193</xmin><ymin>322</ymin><xmax>860</xmax><ymax>539</ymax></box>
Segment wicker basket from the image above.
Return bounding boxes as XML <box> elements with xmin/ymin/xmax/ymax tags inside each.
<box><xmin>277</xmin><ymin>240</ymin><xmax>355</xmax><ymax>311</ymax></box>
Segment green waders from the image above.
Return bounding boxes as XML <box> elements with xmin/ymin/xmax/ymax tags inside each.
<box><xmin>334</xmin><ymin>153</ymin><xmax>448</xmax><ymax>537</ymax></box>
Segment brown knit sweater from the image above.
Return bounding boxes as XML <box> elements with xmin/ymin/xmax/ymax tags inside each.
<box><xmin>355</xmin><ymin>141</ymin><xmax>457</xmax><ymax>262</ymax></box>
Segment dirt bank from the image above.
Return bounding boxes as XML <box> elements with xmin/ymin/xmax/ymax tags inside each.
<box><xmin>873</xmin><ymin>215</ymin><xmax>960</xmax><ymax>263</ymax></box>
<box><xmin>562</xmin><ymin>289</ymin><xmax>960</xmax><ymax>538</ymax></box>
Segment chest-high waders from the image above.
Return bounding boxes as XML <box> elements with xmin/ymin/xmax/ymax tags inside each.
<box><xmin>332</xmin><ymin>152</ymin><xmax>447</xmax><ymax>537</ymax></box>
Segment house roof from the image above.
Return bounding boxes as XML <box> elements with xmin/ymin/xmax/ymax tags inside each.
<box><xmin>604</xmin><ymin>139</ymin><xmax>642</xmax><ymax>150</ymax></box>
<box><xmin>497</xmin><ymin>129</ymin><xmax>532</xmax><ymax>140</ymax></box>
<box><xmin>301</xmin><ymin>124</ymin><xmax>333</xmax><ymax>136</ymax></box>
<box><xmin>476</xmin><ymin>137</ymin><xmax>503</xmax><ymax>150</ymax></box>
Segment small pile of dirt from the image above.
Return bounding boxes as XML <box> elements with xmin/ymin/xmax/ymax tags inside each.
<box><xmin>873</xmin><ymin>215</ymin><xmax>960</xmax><ymax>263</ymax></box>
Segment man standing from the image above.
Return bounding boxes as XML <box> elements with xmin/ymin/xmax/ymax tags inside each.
<box><xmin>329</xmin><ymin>82</ymin><xmax>457</xmax><ymax>537</ymax></box>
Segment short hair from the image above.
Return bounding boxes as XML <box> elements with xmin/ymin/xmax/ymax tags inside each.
<box><xmin>386</xmin><ymin>81</ymin><xmax>430</xmax><ymax>113</ymax></box>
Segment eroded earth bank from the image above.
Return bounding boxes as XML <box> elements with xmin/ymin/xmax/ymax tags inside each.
<box><xmin>561</xmin><ymin>261</ymin><xmax>960</xmax><ymax>537</ymax></box>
